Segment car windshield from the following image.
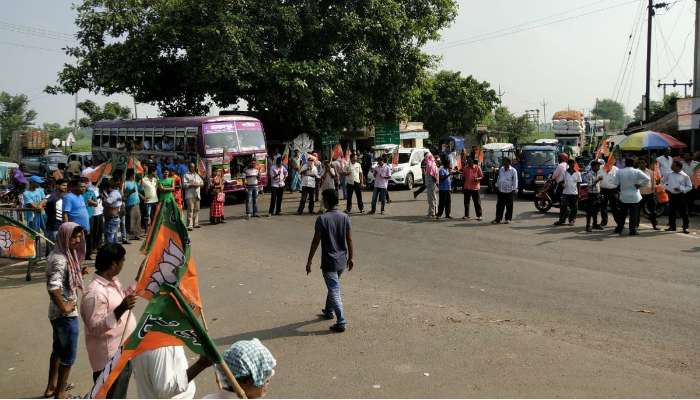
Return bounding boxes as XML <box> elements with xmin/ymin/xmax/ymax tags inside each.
<box><xmin>523</xmin><ymin>150</ymin><xmax>557</xmax><ymax>167</ymax></box>
<box><xmin>483</xmin><ymin>151</ymin><xmax>504</xmax><ymax>168</ymax></box>
<box><xmin>398</xmin><ymin>153</ymin><xmax>411</xmax><ymax>164</ymax></box>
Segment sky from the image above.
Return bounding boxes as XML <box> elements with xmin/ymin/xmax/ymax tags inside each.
<box><xmin>0</xmin><ymin>0</ymin><xmax>696</xmax><ymax>126</ymax></box>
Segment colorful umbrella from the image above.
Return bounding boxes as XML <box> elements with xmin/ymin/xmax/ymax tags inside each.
<box><xmin>618</xmin><ymin>130</ymin><xmax>687</xmax><ymax>151</ymax></box>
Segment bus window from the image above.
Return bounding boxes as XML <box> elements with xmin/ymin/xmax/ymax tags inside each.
<box><xmin>175</xmin><ymin>137</ymin><xmax>185</xmax><ymax>152</ymax></box>
<box><xmin>109</xmin><ymin>135</ymin><xmax>117</xmax><ymax>148</ymax></box>
<box><xmin>235</xmin><ymin>121</ymin><xmax>266</xmax><ymax>152</ymax></box>
<box><xmin>186</xmin><ymin>137</ymin><xmax>196</xmax><ymax>153</ymax></box>
<box><xmin>162</xmin><ymin>135</ymin><xmax>175</xmax><ymax>151</ymax></box>
<box><xmin>92</xmin><ymin>133</ymin><xmax>101</xmax><ymax>147</ymax></box>
<box><xmin>154</xmin><ymin>136</ymin><xmax>163</xmax><ymax>151</ymax></box>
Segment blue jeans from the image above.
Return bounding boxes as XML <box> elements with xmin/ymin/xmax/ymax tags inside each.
<box><xmin>246</xmin><ymin>187</ymin><xmax>258</xmax><ymax>216</ymax></box>
<box><xmin>370</xmin><ymin>187</ymin><xmax>387</xmax><ymax>212</ymax></box>
<box><xmin>104</xmin><ymin>216</ymin><xmax>120</xmax><ymax>244</ymax></box>
<box><xmin>323</xmin><ymin>270</ymin><xmax>346</xmax><ymax>326</ymax></box>
<box><xmin>51</xmin><ymin>316</ymin><xmax>79</xmax><ymax>366</ymax></box>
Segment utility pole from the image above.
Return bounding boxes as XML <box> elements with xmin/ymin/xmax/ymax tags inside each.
<box><xmin>695</xmin><ymin>0</ymin><xmax>700</xmax><ymax>98</ymax></box>
<box><xmin>133</xmin><ymin>97</ymin><xmax>138</xmax><ymax>119</ymax></box>
<box><xmin>645</xmin><ymin>0</ymin><xmax>670</xmax><ymax>121</ymax></box>
<box><xmin>540</xmin><ymin>99</ymin><xmax>548</xmax><ymax>125</ymax></box>
<box><xmin>658</xmin><ymin>80</ymin><xmax>694</xmax><ymax>98</ymax></box>
<box><xmin>73</xmin><ymin>92</ymin><xmax>78</xmax><ymax>141</ymax></box>
<box><xmin>497</xmin><ymin>85</ymin><xmax>506</xmax><ymax>102</ymax></box>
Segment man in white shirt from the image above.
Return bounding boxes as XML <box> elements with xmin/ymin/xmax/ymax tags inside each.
<box><xmin>244</xmin><ymin>160</ymin><xmax>260</xmax><ymax>219</ymax></box>
<box><xmin>656</xmin><ymin>149</ymin><xmax>673</xmax><ymax>178</ymax></box>
<box><xmin>680</xmin><ymin>153</ymin><xmax>699</xmax><ymax>214</ymax></box>
<box><xmin>492</xmin><ymin>157</ymin><xmax>518</xmax><ymax>224</ymax></box>
<box><xmin>182</xmin><ymin>163</ymin><xmax>204</xmax><ymax>230</ymax></box>
<box><xmin>662</xmin><ymin>160</ymin><xmax>692</xmax><ymax>233</ymax></box>
<box><xmin>585</xmin><ymin>160</ymin><xmax>604</xmax><ymax>232</ymax></box>
<box><xmin>141</xmin><ymin>166</ymin><xmax>160</xmax><ymax>226</ymax></box>
<box><xmin>612</xmin><ymin>158</ymin><xmax>650</xmax><ymax>236</ymax></box>
<box><xmin>552</xmin><ymin>153</ymin><xmax>569</xmax><ymax>183</ymax></box>
<box><xmin>368</xmin><ymin>156</ymin><xmax>392</xmax><ymax>215</ymax></box>
<box><xmin>297</xmin><ymin>157</ymin><xmax>319</xmax><ymax>215</ymax></box>
<box><xmin>345</xmin><ymin>154</ymin><xmax>364</xmax><ymax>213</ymax></box>
<box><xmin>132</xmin><ymin>346</ymin><xmax>211</xmax><ymax>399</ymax></box>
<box><xmin>553</xmin><ymin>159</ymin><xmax>581</xmax><ymax>226</ymax></box>
<box><xmin>599</xmin><ymin>162</ymin><xmax>619</xmax><ymax>227</ymax></box>
<box><xmin>268</xmin><ymin>158</ymin><xmax>288</xmax><ymax>216</ymax></box>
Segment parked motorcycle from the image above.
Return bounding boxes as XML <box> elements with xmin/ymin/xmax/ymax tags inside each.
<box><xmin>534</xmin><ymin>178</ymin><xmax>589</xmax><ymax>213</ymax></box>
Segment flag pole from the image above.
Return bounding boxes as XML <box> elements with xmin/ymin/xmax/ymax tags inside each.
<box><xmin>199</xmin><ymin>308</ymin><xmax>224</xmax><ymax>390</ymax></box>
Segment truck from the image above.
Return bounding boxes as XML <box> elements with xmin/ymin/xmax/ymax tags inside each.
<box><xmin>551</xmin><ymin>110</ymin><xmax>585</xmax><ymax>156</ymax></box>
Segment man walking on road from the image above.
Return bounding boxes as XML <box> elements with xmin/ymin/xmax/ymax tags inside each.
<box><xmin>368</xmin><ymin>156</ymin><xmax>391</xmax><ymax>215</ymax></box>
<box><xmin>613</xmin><ymin>158</ymin><xmax>650</xmax><ymax>236</ymax></box>
<box><xmin>599</xmin><ymin>161</ymin><xmax>619</xmax><ymax>227</ymax></box>
<box><xmin>553</xmin><ymin>159</ymin><xmax>581</xmax><ymax>226</ymax></box>
<box><xmin>345</xmin><ymin>153</ymin><xmax>364</xmax><ymax>213</ymax></box>
<box><xmin>306</xmin><ymin>189</ymin><xmax>354</xmax><ymax>333</ymax></box>
<box><xmin>492</xmin><ymin>158</ymin><xmax>518</xmax><ymax>224</ymax></box>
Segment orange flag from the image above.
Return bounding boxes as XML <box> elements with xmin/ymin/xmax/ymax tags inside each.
<box><xmin>595</xmin><ymin>138</ymin><xmax>608</xmax><ymax>160</ymax></box>
<box><xmin>332</xmin><ymin>144</ymin><xmax>343</xmax><ymax>160</ymax></box>
<box><xmin>604</xmin><ymin>152</ymin><xmax>616</xmax><ymax>173</ymax></box>
<box><xmin>137</xmin><ymin>197</ymin><xmax>202</xmax><ymax>311</ymax></box>
<box><xmin>0</xmin><ymin>215</ymin><xmax>37</xmax><ymax>259</ymax></box>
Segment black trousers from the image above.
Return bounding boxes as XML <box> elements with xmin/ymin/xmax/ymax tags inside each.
<box><xmin>90</xmin><ymin>215</ymin><xmax>104</xmax><ymax>252</ymax></box>
<box><xmin>586</xmin><ymin>193</ymin><xmax>601</xmax><ymax>227</ymax></box>
<box><xmin>639</xmin><ymin>193</ymin><xmax>658</xmax><ymax>227</ymax></box>
<box><xmin>298</xmin><ymin>186</ymin><xmax>315</xmax><ymax>214</ymax></box>
<box><xmin>616</xmin><ymin>202</ymin><xmax>639</xmax><ymax>234</ymax></box>
<box><xmin>269</xmin><ymin>186</ymin><xmax>284</xmax><ymax>215</ymax></box>
<box><xmin>668</xmin><ymin>192</ymin><xmax>689</xmax><ymax>230</ymax></box>
<box><xmin>463</xmin><ymin>189</ymin><xmax>482</xmax><ymax>218</ymax></box>
<box><xmin>558</xmin><ymin>194</ymin><xmax>578</xmax><ymax>223</ymax></box>
<box><xmin>346</xmin><ymin>183</ymin><xmax>364</xmax><ymax>212</ymax></box>
<box><xmin>600</xmin><ymin>188</ymin><xmax>619</xmax><ymax>226</ymax></box>
<box><xmin>437</xmin><ymin>190</ymin><xmax>451</xmax><ymax>217</ymax></box>
<box><xmin>92</xmin><ymin>361</ymin><xmax>132</xmax><ymax>399</ymax></box>
<box><xmin>495</xmin><ymin>191</ymin><xmax>514</xmax><ymax>222</ymax></box>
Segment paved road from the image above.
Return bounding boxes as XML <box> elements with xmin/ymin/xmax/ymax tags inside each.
<box><xmin>1</xmin><ymin>189</ymin><xmax>699</xmax><ymax>398</ymax></box>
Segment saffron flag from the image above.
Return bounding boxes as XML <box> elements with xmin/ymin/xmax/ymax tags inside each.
<box><xmin>89</xmin><ymin>285</ymin><xmax>221</xmax><ymax>399</ymax></box>
<box><xmin>88</xmin><ymin>156</ymin><xmax>143</xmax><ymax>183</ymax></box>
<box><xmin>595</xmin><ymin>138</ymin><xmax>609</xmax><ymax>160</ymax></box>
<box><xmin>604</xmin><ymin>152</ymin><xmax>616</xmax><ymax>173</ymax></box>
<box><xmin>0</xmin><ymin>215</ymin><xmax>37</xmax><ymax>259</ymax></box>
<box><xmin>138</xmin><ymin>197</ymin><xmax>202</xmax><ymax>312</ymax></box>
<box><xmin>332</xmin><ymin>144</ymin><xmax>343</xmax><ymax>161</ymax></box>
<box><xmin>475</xmin><ymin>147</ymin><xmax>484</xmax><ymax>165</ymax></box>
<box><xmin>281</xmin><ymin>144</ymin><xmax>289</xmax><ymax>166</ymax></box>
<box><xmin>391</xmin><ymin>149</ymin><xmax>399</xmax><ymax>167</ymax></box>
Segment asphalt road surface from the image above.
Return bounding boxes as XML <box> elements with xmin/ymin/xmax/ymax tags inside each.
<box><xmin>1</xmin><ymin>189</ymin><xmax>699</xmax><ymax>398</ymax></box>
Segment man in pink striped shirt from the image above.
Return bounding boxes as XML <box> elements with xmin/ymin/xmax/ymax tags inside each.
<box><xmin>462</xmin><ymin>158</ymin><xmax>484</xmax><ymax>220</ymax></box>
<box><xmin>80</xmin><ymin>243</ymin><xmax>137</xmax><ymax>398</ymax></box>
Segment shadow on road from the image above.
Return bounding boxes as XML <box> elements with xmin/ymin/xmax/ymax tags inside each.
<box><xmin>681</xmin><ymin>246</ymin><xmax>700</xmax><ymax>253</ymax></box>
<box><xmin>213</xmin><ymin>317</ymin><xmax>335</xmax><ymax>346</ymax></box>
<box><xmin>0</xmin><ymin>260</ymin><xmax>45</xmax><ymax>289</ymax></box>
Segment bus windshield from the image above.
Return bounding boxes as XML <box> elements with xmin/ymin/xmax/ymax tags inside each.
<box><xmin>203</xmin><ymin>122</ymin><xmax>239</xmax><ymax>154</ymax></box>
<box><xmin>235</xmin><ymin>121</ymin><xmax>266</xmax><ymax>152</ymax></box>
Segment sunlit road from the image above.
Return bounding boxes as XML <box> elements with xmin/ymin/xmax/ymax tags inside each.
<box><xmin>1</xmin><ymin>189</ymin><xmax>699</xmax><ymax>397</ymax></box>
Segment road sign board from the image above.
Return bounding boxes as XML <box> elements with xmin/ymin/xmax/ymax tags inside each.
<box><xmin>374</xmin><ymin>122</ymin><xmax>400</xmax><ymax>145</ymax></box>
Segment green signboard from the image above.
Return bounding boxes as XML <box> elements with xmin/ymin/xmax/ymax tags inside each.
<box><xmin>320</xmin><ymin>132</ymin><xmax>339</xmax><ymax>146</ymax></box>
<box><xmin>374</xmin><ymin>122</ymin><xmax>400</xmax><ymax>145</ymax></box>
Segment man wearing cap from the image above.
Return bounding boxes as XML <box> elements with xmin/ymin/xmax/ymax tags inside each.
<box><xmin>23</xmin><ymin>175</ymin><xmax>47</xmax><ymax>232</ymax></box>
<box><xmin>204</xmin><ymin>339</ymin><xmax>277</xmax><ymax>399</ymax></box>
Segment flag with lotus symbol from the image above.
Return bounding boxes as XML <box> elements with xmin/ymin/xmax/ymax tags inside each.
<box><xmin>138</xmin><ymin>196</ymin><xmax>202</xmax><ymax>312</ymax></box>
<box><xmin>0</xmin><ymin>215</ymin><xmax>37</xmax><ymax>259</ymax></box>
<box><xmin>88</xmin><ymin>285</ymin><xmax>220</xmax><ymax>399</ymax></box>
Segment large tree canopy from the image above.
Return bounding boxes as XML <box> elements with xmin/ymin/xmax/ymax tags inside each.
<box><xmin>0</xmin><ymin>92</ymin><xmax>37</xmax><ymax>154</ymax></box>
<box><xmin>419</xmin><ymin>70</ymin><xmax>500</xmax><ymax>140</ymax></box>
<box><xmin>48</xmin><ymin>0</ymin><xmax>457</xmax><ymax>137</ymax></box>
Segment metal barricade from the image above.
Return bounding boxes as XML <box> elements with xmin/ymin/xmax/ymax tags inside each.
<box><xmin>0</xmin><ymin>207</ymin><xmax>50</xmax><ymax>281</ymax></box>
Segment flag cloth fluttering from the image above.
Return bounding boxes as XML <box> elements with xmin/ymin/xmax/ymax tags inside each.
<box><xmin>332</xmin><ymin>144</ymin><xmax>343</xmax><ymax>161</ymax></box>
<box><xmin>281</xmin><ymin>144</ymin><xmax>289</xmax><ymax>166</ymax></box>
<box><xmin>138</xmin><ymin>196</ymin><xmax>202</xmax><ymax>312</ymax></box>
<box><xmin>594</xmin><ymin>138</ymin><xmax>609</xmax><ymax>160</ymax></box>
<box><xmin>604</xmin><ymin>151</ymin><xmax>616</xmax><ymax>173</ymax></box>
<box><xmin>475</xmin><ymin>147</ymin><xmax>484</xmax><ymax>165</ymax></box>
<box><xmin>692</xmin><ymin>163</ymin><xmax>700</xmax><ymax>189</ymax></box>
<box><xmin>88</xmin><ymin>155</ymin><xmax>143</xmax><ymax>183</ymax></box>
<box><xmin>88</xmin><ymin>285</ymin><xmax>218</xmax><ymax>399</ymax></box>
<box><xmin>0</xmin><ymin>215</ymin><xmax>37</xmax><ymax>259</ymax></box>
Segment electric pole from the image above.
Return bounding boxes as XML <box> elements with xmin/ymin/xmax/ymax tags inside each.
<box><xmin>694</xmin><ymin>0</ymin><xmax>700</xmax><ymax>98</ymax></box>
<box><xmin>497</xmin><ymin>85</ymin><xmax>506</xmax><ymax>102</ymax></box>
<box><xmin>658</xmin><ymin>80</ymin><xmax>694</xmax><ymax>98</ymax></box>
<box><xmin>133</xmin><ymin>97</ymin><xmax>138</xmax><ymax>119</ymax></box>
<box><xmin>540</xmin><ymin>99</ymin><xmax>548</xmax><ymax>125</ymax></box>
<box><xmin>645</xmin><ymin>0</ymin><xmax>670</xmax><ymax>121</ymax></box>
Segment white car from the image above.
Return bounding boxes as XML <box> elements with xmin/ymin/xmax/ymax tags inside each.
<box><xmin>366</xmin><ymin>145</ymin><xmax>429</xmax><ymax>189</ymax></box>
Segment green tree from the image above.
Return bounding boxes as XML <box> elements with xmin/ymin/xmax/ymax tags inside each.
<box><xmin>47</xmin><ymin>0</ymin><xmax>457</xmax><ymax>138</ymax></box>
<box><xmin>419</xmin><ymin>70</ymin><xmax>500</xmax><ymax>140</ymax></box>
<box><xmin>42</xmin><ymin>122</ymin><xmax>73</xmax><ymax>141</ymax></box>
<box><xmin>0</xmin><ymin>91</ymin><xmax>37</xmax><ymax>154</ymax></box>
<box><xmin>77</xmin><ymin>100</ymin><xmax>131</xmax><ymax>127</ymax></box>
<box><xmin>632</xmin><ymin>92</ymin><xmax>679</xmax><ymax>122</ymax></box>
<box><xmin>591</xmin><ymin>98</ymin><xmax>625</xmax><ymax>129</ymax></box>
<box><xmin>484</xmin><ymin>105</ymin><xmax>534</xmax><ymax>143</ymax></box>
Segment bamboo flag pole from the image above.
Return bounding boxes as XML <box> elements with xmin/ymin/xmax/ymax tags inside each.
<box><xmin>199</xmin><ymin>308</ymin><xmax>223</xmax><ymax>390</ymax></box>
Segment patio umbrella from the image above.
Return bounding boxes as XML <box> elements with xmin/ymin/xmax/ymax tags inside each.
<box><xmin>618</xmin><ymin>130</ymin><xmax>687</xmax><ymax>151</ymax></box>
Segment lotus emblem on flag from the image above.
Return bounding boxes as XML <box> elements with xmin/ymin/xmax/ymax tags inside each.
<box><xmin>146</xmin><ymin>240</ymin><xmax>185</xmax><ymax>295</ymax></box>
<box><xmin>0</xmin><ymin>230</ymin><xmax>13</xmax><ymax>251</ymax></box>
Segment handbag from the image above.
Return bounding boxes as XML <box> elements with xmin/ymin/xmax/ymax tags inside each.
<box><xmin>216</xmin><ymin>192</ymin><xmax>225</xmax><ymax>203</ymax></box>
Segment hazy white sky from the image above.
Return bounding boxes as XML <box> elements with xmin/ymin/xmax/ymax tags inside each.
<box><xmin>0</xmin><ymin>0</ymin><xmax>695</xmax><ymax>125</ymax></box>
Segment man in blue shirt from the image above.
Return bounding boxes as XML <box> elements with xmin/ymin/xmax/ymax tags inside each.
<box><xmin>23</xmin><ymin>176</ymin><xmax>47</xmax><ymax>232</ymax></box>
<box><xmin>63</xmin><ymin>179</ymin><xmax>91</xmax><ymax>235</ymax></box>
<box><xmin>436</xmin><ymin>157</ymin><xmax>453</xmax><ymax>219</ymax></box>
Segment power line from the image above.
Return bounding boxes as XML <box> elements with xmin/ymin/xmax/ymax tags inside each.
<box><xmin>427</xmin><ymin>0</ymin><xmax>611</xmax><ymax>50</ymax></box>
<box><xmin>0</xmin><ymin>40</ymin><xmax>64</xmax><ymax>53</ymax></box>
<box><xmin>660</xmin><ymin>29</ymin><xmax>693</xmax><ymax>80</ymax></box>
<box><xmin>614</xmin><ymin>1</ymin><xmax>647</xmax><ymax>102</ymax></box>
<box><xmin>429</xmin><ymin>0</ymin><xmax>639</xmax><ymax>51</ymax></box>
<box><xmin>612</xmin><ymin>0</ymin><xmax>646</xmax><ymax>102</ymax></box>
<box><xmin>0</xmin><ymin>20</ymin><xmax>73</xmax><ymax>41</ymax></box>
